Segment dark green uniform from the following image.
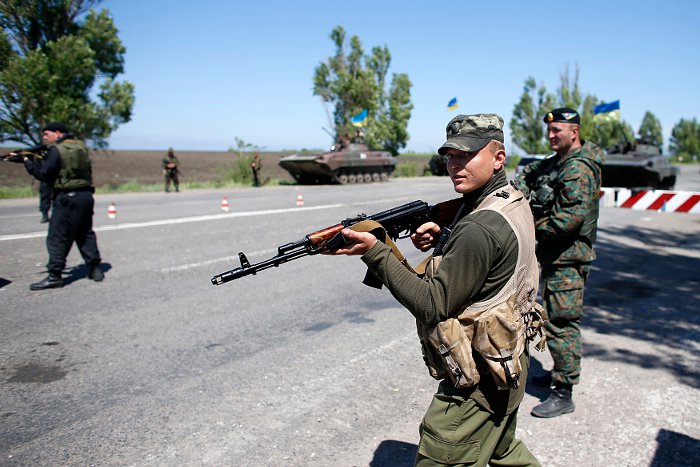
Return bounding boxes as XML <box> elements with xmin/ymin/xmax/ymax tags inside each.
<box><xmin>362</xmin><ymin>172</ymin><xmax>540</xmax><ymax>466</ymax></box>
<box><xmin>162</xmin><ymin>152</ymin><xmax>180</xmax><ymax>192</ymax></box>
<box><xmin>513</xmin><ymin>141</ymin><xmax>604</xmax><ymax>386</ymax></box>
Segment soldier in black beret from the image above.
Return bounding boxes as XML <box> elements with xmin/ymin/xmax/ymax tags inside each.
<box><xmin>515</xmin><ymin>108</ymin><xmax>605</xmax><ymax>418</ymax></box>
<box><xmin>543</xmin><ymin>107</ymin><xmax>580</xmax><ymax>125</ymax></box>
<box><xmin>22</xmin><ymin>122</ymin><xmax>104</xmax><ymax>289</ymax></box>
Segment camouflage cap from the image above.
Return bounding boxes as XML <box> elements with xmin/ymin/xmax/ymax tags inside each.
<box><xmin>543</xmin><ymin>107</ymin><xmax>580</xmax><ymax>125</ymax></box>
<box><xmin>437</xmin><ymin>114</ymin><xmax>504</xmax><ymax>155</ymax></box>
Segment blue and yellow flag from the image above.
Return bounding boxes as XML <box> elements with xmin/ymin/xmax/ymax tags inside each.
<box><xmin>594</xmin><ymin>100</ymin><xmax>620</xmax><ymax>114</ymax></box>
<box><xmin>351</xmin><ymin>109</ymin><xmax>368</xmax><ymax>127</ymax></box>
<box><xmin>593</xmin><ymin>100</ymin><xmax>620</xmax><ymax>122</ymax></box>
<box><xmin>447</xmin><ymin>97</ymin><xmax>458</xmax><ymax>111</ymax></box>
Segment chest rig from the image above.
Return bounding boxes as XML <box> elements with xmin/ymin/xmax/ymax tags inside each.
<box><xmin>417</xmin><ymin>183</ymin><xmax>546</xmax><ymax>390</ymax></box>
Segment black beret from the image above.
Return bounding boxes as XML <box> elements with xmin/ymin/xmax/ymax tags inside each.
<box><xmin>543</xmin><ymin>107</ymin><xmax>580</xmax><ymax>125</ymax></box>
<box><xmin>42</xmin><ymin>122</ymin><xmax>70</xmax><ymax>133</ymax></box>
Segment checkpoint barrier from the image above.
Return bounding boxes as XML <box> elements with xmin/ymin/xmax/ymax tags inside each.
<box><xmin>600</xmin><ymin>188</ymin><xmax>700</xmax><ymax>213</ymax></box>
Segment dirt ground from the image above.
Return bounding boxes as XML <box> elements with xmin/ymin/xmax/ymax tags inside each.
<box><xmin>0</xmin><ymin>148</ymin><xmax>432</xmax><ymax>190</ymax></box>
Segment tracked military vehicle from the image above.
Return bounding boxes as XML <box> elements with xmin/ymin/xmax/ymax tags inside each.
<box><xmin>279</xmin><ymin>142</ymin><xmax>396</xmax><ymax>184</ymax></box>
<box><xmin>603</xmin><ymin>138</ymin><xmax>679</xmax><ymax>190</ymax></box>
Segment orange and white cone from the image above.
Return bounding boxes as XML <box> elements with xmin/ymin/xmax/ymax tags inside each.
<box><xmin>107</xmin><ymin>202</ymin><xmax>117</xmax><ymax>220</ymax></box>
<box><xmin>296</xmin><ymin>194</ymin><xmax>304</xmax><ymax>207</ymax></box>
<box><xmin>221</xmin><ymin>196</ymin><xmax>230</xmax><ymax>212</ymax></box>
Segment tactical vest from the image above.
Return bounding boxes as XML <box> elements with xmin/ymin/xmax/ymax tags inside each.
<box><xmin>52</xmin><ymin>139</ymin><xmax>92</xmax><ymax>191</ymax></box>
<box><xmin>417</xmin><ymin>183</ymin><xmax>546</xmax><ymax>390</ymax></box>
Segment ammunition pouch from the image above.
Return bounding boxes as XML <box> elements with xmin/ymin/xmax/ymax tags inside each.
<box><xmin>418</xmin><ymin>287</ymin><xmax>546</xmax><ymax>390</ymax></box>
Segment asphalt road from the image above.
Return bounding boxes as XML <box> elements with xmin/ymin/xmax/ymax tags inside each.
<box><xmin>1</xmin><ymin>171</ymin><xmax>699</xmax><ymax>467</ymax></box>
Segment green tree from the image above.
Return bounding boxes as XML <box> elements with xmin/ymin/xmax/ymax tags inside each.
<box><xmin>669</xmin><ymin>118</ymin><xmax>700</xmax><ymax>162</ymax></box>
<box><xmin>510</xmin><ymin>76</ymin><xmax>555</xmax><ymax>154</ymax></box>
<box><xmin>512</xmin><ymin>64</ymin><xmax>636</xmax><ymax>152</ymax></box>
<box><xmin>313</xmin><ymin>26</ymin><xmax>413</xmax><ymax>155</ymax></box>
<box><xmin>638</xmin><ymin>111</ymin><xmax>663</xmax><ymax>146</ymax></box>
<box><xmin>0</xmin><ymin>0</ymin><xmax>134</xmax><ymax>147</ymax></box>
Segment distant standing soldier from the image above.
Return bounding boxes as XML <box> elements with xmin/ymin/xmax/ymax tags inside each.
<box><xmin>162</xmin><ymin>147</ymin><xmax>180</xmax><ymax>192</ymax></box>
<box><xmin>15</xmin><ymin>122</ymin><xmax>104</xmax><ymax>290</ymax></box>
<box><xmin>514</xmin><ymin>107</ymin><xmax>605</xmax><ymax>418</ymax></box>
<box><xmin>250</xmin><ymin>152</ymin><xmax>261</xmax><ymax>187</ymax></box>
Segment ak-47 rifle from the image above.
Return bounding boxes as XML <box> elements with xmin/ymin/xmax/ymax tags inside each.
<box><xmin>211</xmin><ymin>198</ymin><xmax>462</xmax><ymax>285</ymax></box>
<box><xmin>2</xmin><ymin>144</ymin><xmax>47</xmax><ymax>163</ymax></box>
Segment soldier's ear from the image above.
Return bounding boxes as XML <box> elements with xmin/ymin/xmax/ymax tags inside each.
<box><xmin>493</xmin><ymin>149</ymin><xmax>506</xmax><ymax>170</ymax></box>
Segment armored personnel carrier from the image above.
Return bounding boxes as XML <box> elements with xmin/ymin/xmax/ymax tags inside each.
<box><xmin>603</xmin><ymin>139</ymin><xmax>679</xmax><ymax>190</ymax></box>
<box><xmin>279</xmin><ymin>142</ymin><xmax>396</xmax><ymax>184</ymax></box>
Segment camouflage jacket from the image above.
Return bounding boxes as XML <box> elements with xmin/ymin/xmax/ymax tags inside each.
<box><xmin>162</xmin><ymin>156</ymin><xmax>179</xmax><ymax>173</ymax></box>
<box><xmin>513</xmin><ymin>141</ymin><xmax>605</xmax><ymax>265</ymax></box>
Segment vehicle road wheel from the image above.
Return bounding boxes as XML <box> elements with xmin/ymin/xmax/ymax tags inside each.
<box><xmin>338</xmin><ymin>174</ymin><xmax>348</xmax><ymax>184</ymax></box>
<box><xmin>363</xmin><ymin>173</ymin><xmax>373</xmax><ymax>183</ymax></box>
<box><xmin>372</xmin><ymin>173</ymin><xmax>380</xmax><ymax>182</ymax></box>
<box><xmin>348</xmin><ymin>173</ymin><xmax>357</xmax><ymax>184</ymax></box>
<box><xmin>380</xmin><ymin>172</ymin><xmax>389</xmax><ymax>182</ymax></box>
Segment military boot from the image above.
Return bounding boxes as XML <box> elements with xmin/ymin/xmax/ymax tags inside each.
<box><xmin>531</xmin><ymin>385</ymin><xmax>575</xmax><ymax>418</ymax></box>
<box><xmin>88</xmin><ymin>265</ymin><xmax>104</xmax><ymax>282</ymax></box>
<box><xmin>30</xmin><ymin>274</ymin><xmax>64</xmax><ymax>290</ymax></box>
<box><xmin>40</xmin><ymin>212</ymin><xmax>50</xmax><ymax>223</ymax></box>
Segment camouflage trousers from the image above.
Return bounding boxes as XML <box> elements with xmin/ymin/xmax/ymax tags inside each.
<box><xmin>415</xmin><ymin>383</ymin><xmax>540</xmax><ymax>466</ymax></box>
<box><xmin>164</xmin><ymin>171</ymin><xmax>179</xmax><ymax>191</ymax></box>
<box><xmin>541</xmin><ymin>264</ymin><xmax>590</xmax><ymax>386</ymax></box>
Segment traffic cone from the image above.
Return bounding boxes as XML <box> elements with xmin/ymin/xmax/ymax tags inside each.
<box><xmin>107</xmin><ymin>202</ymin><xmax>117</xmax><ymax>220</ymax></box>
<box><xmin>221</xmin><ymin>196</ymin><xmax>230</xmax><ymax>212</ymax></box>
<box><xmin>296</xmin><ymin>193</ymin><xmax>304</xmax><ymax>207</ymax></box>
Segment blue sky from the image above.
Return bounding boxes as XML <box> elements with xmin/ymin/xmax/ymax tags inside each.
<box><xmin>103</xmin><ymin>0</ymin><xmax>700</xmax><ymax>154</ymax></box>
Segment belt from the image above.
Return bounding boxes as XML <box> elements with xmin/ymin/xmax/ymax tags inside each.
<box><xmin>55</xmin><ymin>187</ymin><xmax>94</xmax><ymax>194</ymax></box>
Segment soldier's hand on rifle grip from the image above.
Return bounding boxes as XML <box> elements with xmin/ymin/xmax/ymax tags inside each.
<box><xmin>325</xmin><ymin>228</ymin><xmax>377</xmax><ymax>256</ymax></box>
<box><xmin>411</xmin><ymin>222</ymin><xmax>441</xmax><ymax>252</ymax></box>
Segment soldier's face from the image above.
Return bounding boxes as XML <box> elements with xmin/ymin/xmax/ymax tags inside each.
<box><xmin>445</xmin><ymin>144</ymin><xmax>505</xmax><ymax>194</ymax></box>
<box><xmin>42</xmin><ymin>130</ymin><xmax>61</xmax><ymax>145</ymax></box>
<box><xmin>548</xmin><ymin>123</ymin><xmax>578</xmax><ymax>155</ymax></box>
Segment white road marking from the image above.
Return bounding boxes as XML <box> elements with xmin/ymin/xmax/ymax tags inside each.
<box><xmin>0</xmin><ymin>204</ymin><xmax>344</xmax><ymax>242</ymax></box>
<box><xmin>160</xmin><ymin>248</ymin><xmax>278</xmax><ymax>272</ymax></box>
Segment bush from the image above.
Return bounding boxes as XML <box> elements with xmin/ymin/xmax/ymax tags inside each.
<box><xmin>393</xmin><ymin>162</ymin><xmax>419</xmax><ymax>178</ymax></box>
<box><xmin>217</xmin><ymin>153</ymin><xmax>254</xmax><ymax>186</ymax></box>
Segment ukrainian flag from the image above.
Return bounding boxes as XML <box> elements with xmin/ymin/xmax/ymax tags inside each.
<box><xmin>594</xmin><ymin>100</ymin><xmax>620</xmax><ymax>115</ymax></box>
<box><xmin>593</xmin><ymin>100</ymin><xmax>620</xmax><ymax>121</ymax></box>
<box><xmin>351</xmin><ymin>109</ymin><xmax>368</xmax><ymax>127</ymax></box>
<box><xmin>447</xmin><ymin>97</ymin><xmax>458</xmax><ymax>111</ymax></box>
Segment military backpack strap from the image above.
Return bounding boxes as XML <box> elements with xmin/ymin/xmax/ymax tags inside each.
<box><xmin>349</xmin><ymin>219</ymin><xmax>424</xmax><ymax>288</ymax></box>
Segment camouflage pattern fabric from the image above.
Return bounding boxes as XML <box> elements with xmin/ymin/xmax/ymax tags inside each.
<box><xmin>162</xmin><ymin>156</ymin><xmax>180</xmax><ymax>191</ymax></box>
<box><xmin>513</xmin><ymin>140</ymin><xmax>604</xmax><ymax>266</ymax></box>
<box><xmin>514</xmin><ymin>140</ymin><xmax>603</xmax><ymax>387</ymax></box>
<box><xmin>542</xmin><ymin>264</ymin><xmax>590</xmax><ymax>386</ymax></box>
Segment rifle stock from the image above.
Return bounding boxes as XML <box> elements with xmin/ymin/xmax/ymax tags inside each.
<box><xmin>211</xmin><ymin>198</ymin><xmax>461</xmax><ymax>286</ymax></box>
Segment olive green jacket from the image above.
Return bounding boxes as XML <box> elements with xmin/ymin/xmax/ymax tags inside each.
<box><xmin>361</xmin><ymin>171</ymin><xmax>526</xmax><ymax>416</ymax></box>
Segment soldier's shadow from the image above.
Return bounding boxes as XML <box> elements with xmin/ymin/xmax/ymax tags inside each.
<box><xmin>525</xmin><ymin>356</ymin><xmax>552</xmax><ymax>401</ymax></box>
<box><xmin>370</xmin><ymin>439</ymin><xmax>417</xmax><ymax>466</ymax></box>
<box><xmin>62</xmin><ymin>262</ymin><xmax>113</xmax><ymax>286</ymax></box>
